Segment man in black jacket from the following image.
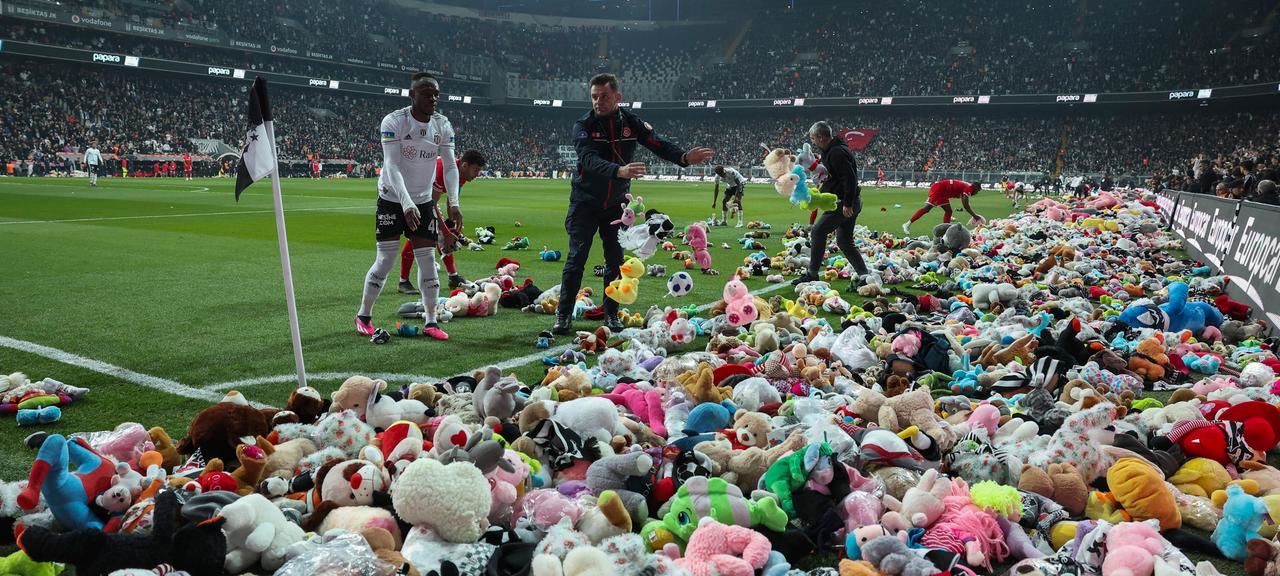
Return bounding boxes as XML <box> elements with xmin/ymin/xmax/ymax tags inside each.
<box><xmin>793</xmin><ymin>121</ymin><xmax>869</xmax><ymax>290</ymax></box>
<box><xmin>552</xmin><ymin>73</ymin><xmax>714</xmax><ymax>335</ymax></box>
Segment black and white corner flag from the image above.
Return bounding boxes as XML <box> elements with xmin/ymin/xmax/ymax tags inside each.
<box><xmin>234</xmin><ymin>77</ymin><xmax>276</xmax><ymax>201</ymax></box>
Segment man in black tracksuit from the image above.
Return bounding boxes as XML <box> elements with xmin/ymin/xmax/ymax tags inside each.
<box><xmin>552</xmin><ymin>73</ymin><xmax>714</xmax><ymax>335</ymax></box>
<box><xmin>794</xmin><ymin>121</ymin><xmax>869</xmax><ymax>290</ymax></box>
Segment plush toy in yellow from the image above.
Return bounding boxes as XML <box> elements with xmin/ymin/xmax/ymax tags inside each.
<box><xmin>1169</xmin><ymin>458</ymin><xmax>1233</xmax><ymax>498</ymax></box>
<box><xmin>605</xmin><ymin>277</ymin><xmax>639</xmax><ymax>305</ymax></box>
<box><xmin>1107</xmin><ymin>457</ymin><xmax>1182</xmax><ymax>530</ymax></box>
<box><xmin>675</xmin><ymin>362</ymin><xmax>731</xmax><ymax>405</ymax></box>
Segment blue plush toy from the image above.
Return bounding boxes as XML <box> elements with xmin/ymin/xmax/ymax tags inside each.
<box><xmin>1120</xmin><ymin>281</ymin><xmax>1224</xmax><ymax>336</ymax></box>
<box><xmin>16</xmin><ymin>434</ymin><xmax>114</xmax><ymax>530</ymax></box>
<box><xmin>1212</xmin><ymin>483</ymin><xmax>1269</xmax><ymax>560</ymax></box>
<box><xmin>788</xmin><ymin>165</ymin><xmax>810</xmax><ymax>206</ymax></box>
<box><xmin>540</xmin><ymin>247</ymin><xmax>562</xmax><ymax>262</ymax></box>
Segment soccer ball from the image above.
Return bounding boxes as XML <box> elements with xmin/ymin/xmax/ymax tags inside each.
<box><xmin>667</xmin><ymin>271</ymin><xmax>694</xmax><ymax>297</ymax></box>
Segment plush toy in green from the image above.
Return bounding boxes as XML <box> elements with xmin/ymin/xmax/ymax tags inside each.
<box><xmin>0</xmin><ymin>550</ymin><xmax>62</xmax><ymax>576</ymax></box>
<box><xmin>641</xmin><ymin>476</ymin><xmax>788</xmax><ymax>551</ymax></box>
<box><xmin>798</xmin><ymin>187</ymin><xmax>839</xmax><ymax>213</ymax></box>
<box><xmin>761</xmin><ymin>442</ymin><xmax>832</xmax><ymax>517</ymax></box>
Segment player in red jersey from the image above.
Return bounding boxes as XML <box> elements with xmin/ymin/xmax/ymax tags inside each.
<box><xmin>399</xmin><ymin>150</ymin><xmax>486</xmax><ymax>293</ymax></box>
<box><xmin>876</xmin><ymin>166</ymin><xmax>885</xmax><ymax>187</ymax></box>
<box><xmin>903</xmin><ymin>179</ymin><xmax>985</xmax><ymax>233</ymax></box>
<box><xmin>183</xmin><ymin>153</ymin><xmax>193</xmax><ymax>180</ymax></box>
<box><xmin>311</xmin><ymin>159</ymin><xmax>321</xmax><ymax>179</ymax></box>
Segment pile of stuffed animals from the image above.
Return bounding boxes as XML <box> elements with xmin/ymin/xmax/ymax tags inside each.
<box><xmin>4</xmin><ymin>187</ymin><xmax>1280</xmax><ymax>576</ymax></box>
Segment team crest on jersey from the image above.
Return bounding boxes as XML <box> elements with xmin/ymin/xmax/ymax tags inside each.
<box><xmin>434</xmin><ymin>134</ymin><xmax>441</xmax><ymax>145</ymax></box>
<box><xmin>622</xmin><ymin>127</ymin><xmax>631</xmax><ymax>137</ymax></box>
<box><xmin>420</xmin><ymin>129</ymin><xmax>426</xmax><ymax>136</ymax></box>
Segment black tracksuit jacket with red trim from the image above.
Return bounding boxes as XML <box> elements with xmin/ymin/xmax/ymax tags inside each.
<box><xmin>570</xmin><ymin>107</ymin><xmax>690</xmax><ymax>210</ymax></box>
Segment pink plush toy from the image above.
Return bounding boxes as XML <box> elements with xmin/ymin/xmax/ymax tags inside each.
<box><xmin>517</xmin><ymin>488</ymin><xmax>582</xmax><ymax>533</ymax></box>
<box><xmin>1101</xmin><ymin>521</ymin><xmax>1164</xmax><ymax>576</ymax></box>
<box><xmin>86</xmin><ymin>423</ymin><xmax>154</xmax><ymax>471</ymax></box>
<box><xmin>488</xmin><ymin>449</ymin><xmax>531</xmax><ymax>527</ymax></box>
<box><xmin>600</xmin><ymin>382</ymin><xmax>667</xmax><ymax>437</ymax></box>
<box><xmin>1043</xmin><ymin>206</ymin><xmax>1069</xmax><ymax>222</ymax></box>
<box><xmin>891</xmin><ymin>332</ymin><xmax>921</xmax><ymax>357</ymax></box>
<box><xmin>685</xmin><ymin>223</ymin><xmax>713</xmax><ymax>272</ymax></box>
<box><xmin>1090</xmin><ymin>191</ymin><xmax>1121</xmax><ymax>210</ymax></box>
<box><xmin>920</xmin><ymin>478</ymin><xmax>1008</xmax><ymax>570</ymax></box>
<box><xmin>723</xmin><ymin>278</ymin><xmax>758</xmax><ymax>327</ymax></box>
<box><xmin>664</xmin><ymin>518</ymin><xmax>772</xmax><ymax>576</ymax></box>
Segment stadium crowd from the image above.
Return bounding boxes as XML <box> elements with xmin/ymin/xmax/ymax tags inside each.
<box><xmin>2</xmin><ymin>59</ymin><xmax>1277</xmax><ymax>206</ymax></box>
<box><xmin>17</xmin><ymin>0</ymin><xmax>1278</xmax><ymax>102</ymax></box>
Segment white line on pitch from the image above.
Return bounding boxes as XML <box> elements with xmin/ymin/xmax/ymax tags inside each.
<box><xmin>0</xmin><ymin>335</ymin><xmax>273</xmax><ymax>408</ymax></box>
<box><xmin>461</xmin><ymin>280</ymin><xmax>795</xmax><ymax>376</ymax></box>
<box><xmin>0</xmin><ymin>205</ymin><xmax>367</xmax><ymax>226</ymax></box>
<box><xmin>203</xmin><ymin>371</ymin><xmax>445</xmax><ymax>392</ymax></box>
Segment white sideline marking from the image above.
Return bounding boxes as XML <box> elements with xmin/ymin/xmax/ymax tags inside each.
<box><xmin>0</xmin><ymin>335</ymin><xmax>272</xmax><ymax>408</ymax></box>
<box><xmin>204</xmin><ymin>371</ymin><xmax>445</xmax><ymax>392</ymax></box>
<box><xmin>0</xmin><ymin>205</ymin><xmax>366</xmax><ymax>226</ymax></box>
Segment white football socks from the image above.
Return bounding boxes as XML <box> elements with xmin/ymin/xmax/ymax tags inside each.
<box><xmin>414</xmin><ymin>246</ymin><xmax>440</xmax><ymax>325</ymax></box>
<box><xmin>358</xmin><ymin>240</ymin><xmax>400</xmax><ymax>317</ymax></box>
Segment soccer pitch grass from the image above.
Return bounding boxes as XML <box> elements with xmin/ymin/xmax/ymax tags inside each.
<box><xmin>0</xmin><ymin>176</ymin><xmax>1019</xmax><ymax>479</ymax></box>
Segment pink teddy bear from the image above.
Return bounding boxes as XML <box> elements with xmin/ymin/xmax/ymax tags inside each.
<box><xmin>664</xmin><ymin>518</ymin><xmax>772</xmax><ymax>576</ymax></box>
<box><xmin>723</xmin><ymin>278</ymin><xmax>758</xmax><ymax>327</ymax></box>
<box><xmin>685</xmin><ymin>223</ymin><xmax>714</xmax><ymax>273</ymax></box>
<box><xmin>1101</xmin><ymin>521</ymin><xmax>1164</xmax><ymax>576</ymax></box>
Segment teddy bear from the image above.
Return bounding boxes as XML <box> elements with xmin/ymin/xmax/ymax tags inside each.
<box><xmin>971</xmin><ymin>282</ymin><xmax>1019</xmax><ymax>312</ymax></box>
<box><xmin>850</xmin><ymin>387</ymin><xmax>957</xmax><ymax>452</ymax></box>
<box><xmin>1128</xmin><ymin>334</ymin><xmax>1170</xmax><ymax>382</ymax></box>
<box><xmin>725</xmin><ymin>409</ymin><xmax>772</xmax><ymax>449</ymax></box>
<box><xmin>217</xmin><ymin>493</ymin><xmax>306</xmax><ymax>573</ymax></box>
<box><xmin>761</xmin><ymin>147</ymin><xmax>799</xmax><ymax>196</ymax></box>
<box><xmin>880</xmin><ymin>468</ymin><xmax>950</xmax><ymax>532</ymax></box>
<box><xmin>1017</xmin><ymin>463</ymin><xmax>1089</xmax><ymax>516</ymax></box>
<box><xmin>1100</xmin><ymin>520</ymin><xmax>1165</xmax><ymax>576</ymax></box>
<box><xmin>932</xmin><ymin>222</ymin><xmax>971</xmax><ymax>254</ymax></box>
<box><xmin>663</xmin><ymin>517</ymin><xmax>772</xmax><ymax>576</ymax></box>
<box><xmin>695</xmin><ymin>432</ymin><xmax>806</xmax><ymax>495</ymax></box>
<box><xmin>394</xmin><ymin>458</ymin><xmax>495</xmax><ymax>573</ymax></box>
<box><xmin>536</xmin><ymin>365</ymin><xmax>587</xmax><ymax>402</ymax></box>
<box><xmin>175</xmin><ymin>394</ymin><xmax>274</xmax><ymax>466</ymax></box>
<box><xmin>360</xmin><ymin>527</ymin><xmax>420</xmax><ymax>576</ymax></box>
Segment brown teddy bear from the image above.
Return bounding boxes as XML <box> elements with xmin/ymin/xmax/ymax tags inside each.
<box><xmin>148</xmin><ymin>426</ymin><xmax>181</xmax><ymax>471</ymax></box>
<box><xmin>851</xmin><ymin>387</ymin><xmax>957</xmax><ymax>452</ymax></box>
<box><xmin>1018</xmin><ymin>462</ymin><xmax>1089</xmax><ymax>515</ymax></box>
<box><xmin>696</xmin><ymin>431</ymin><xmax>805</xmax><ymax>494</ymax></box>
<box><xmin>977</xmin><ymin>333</ymin><xmax>1039</xmax><ymax>367</ymax></box>
<box><xmin>542</xmin><ymin>365</ymin><xmax>593</xmax><ymax>401</ymax></box>
<box><xmin>1035</xmin><ymin>245</ymin><xmax>1076</xmax><ymax>276</ymax></box>
<box><xmin>329</xmin><ymin>375</ymin><xmax>383</xmax><ymax>417</ymax></box>
<box><xmin>1128</xmin><ymin>334</ymin><xmax>1169</xmax><ymax>382</ymax></box>
<box><xmin>407</xmin><ymin>382</ymin><xmax>439</xmax><ymax>409</ymax></box>
<box><xmin>729</xmin><ymin>410</ymin><xmax>772</xmax><ymax>449</ymax></box>
<box><xmin>362</xmin><ymin>527</ymin><xmax>420</xmax><ymax>576</ymax></box>
<box><xmin>176</xmin><ymin>392</ymin><xmax>275</xmax><ymax>466</ymax></box>
<box><xmin>284</xmin><ymin>386</ymin><xmax>328</xmax><ymax>425</ymax></box>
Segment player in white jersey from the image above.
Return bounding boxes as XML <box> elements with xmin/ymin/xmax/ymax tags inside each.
<box><xmin>712</xmin><ymin>165</ymin><xmax>747</xmax><ymax>227</ymax></box>
<box><xmin>355</xmin><ymin>72</ymin><xmax>461</xmax><ymax>342</ymax></box>
<box><xmin>84</xmin><ymin>142</ymin><xmax>102</xmax><ymax>187</ymax></box>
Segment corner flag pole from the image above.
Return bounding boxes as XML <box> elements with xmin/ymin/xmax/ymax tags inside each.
<box><xmin>235</xmin><ymin>77</ymin><xmax>306</xmax><ymax>389</ymax></box>
<box><xmin>264</xmin><ymin>120</ymin><xmax>307</xmax><ymax>389</ymax></box>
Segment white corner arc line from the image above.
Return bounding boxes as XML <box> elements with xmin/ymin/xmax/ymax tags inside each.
<box><xmin>0</xmin><ymin>205</ymin><xmax>366</xmax><ymax>226</ymax></box>
<box><xmin>204</xmin><ymin>371</ymin><xmax>445</xmax><ymax>392</ymax></box>
<box><xmin>0</xmin><ymin>335</ymin><xmax>273</xmax><ymax>408</ymax></box>
<box><xmin>460</xmin><ymin>280</ymin><xmax>795</xmax><ymax>376</ymax></box>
